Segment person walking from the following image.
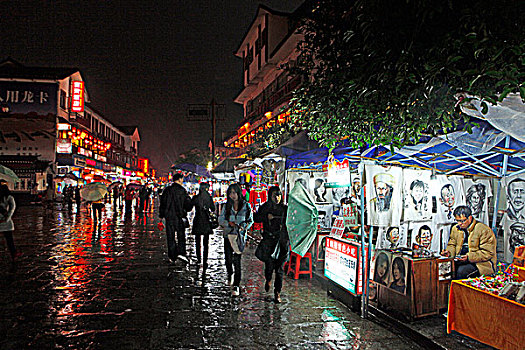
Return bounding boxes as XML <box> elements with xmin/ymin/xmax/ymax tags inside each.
<box><xmin>159</xmin><ymin>173</ymin><xmax>192</xmax><ymax>263</ymax></box>
<box><xmin>190</xmin><ymin>182</ymin><xmax>215</xmax><ymax>269</ymax></box>
<box><xmin>254</xmin><ymin>186</ymin><xmax>289</xmax><ymax>303</ymax></box>
<box><xmin>92</xmin><ymin>198</ymin><xmax>104</xmax><ymax>225</ymax></box>
<box><xmin>75</xmin><ymin>185</ymin><xmax>81</xmax><ymax>211</ymax></box>
<box><xmin>64</xmin><ymin>185</ymin><xmax>73</xmax><ymax>211</ymax></box>
<box><xmin>0</xmin><ymin>184</ymin><xmax>17</xmax><ymax>262</ymax></box>
<box><xmin>218</xmin><ymin>183</ymin><xmax>254</xmax><ymax>297</ymax></box>
<box><xmin>124</xmin><ymin>186</ymin><xmax>134</xmax><ymax>215</ymax></box>
<box><xmin>43</xmin><ymin>183</ymin><xmax>54</xmax><ymax>214</ymax></box>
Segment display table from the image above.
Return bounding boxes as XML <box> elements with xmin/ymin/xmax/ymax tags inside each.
<box><xmin>377</xmin><ymin>256</ymin><xmax>453</xmax><ymax>319</ymax></box>
<box><xmin>447</xmin><ymin>280</ymin><xmax>525</xmax><ymax>350</ymax></box>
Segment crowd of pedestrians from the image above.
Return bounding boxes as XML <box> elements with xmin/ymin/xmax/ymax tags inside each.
<box><xmin>3</xmin><ymin>175</ymin><xmax>290</xmax><ymax>303</ymax></box>
<box><xmin>159</xmin><ymin>178</ymin><xmax>290</xmax><ymax>303</ymax></box>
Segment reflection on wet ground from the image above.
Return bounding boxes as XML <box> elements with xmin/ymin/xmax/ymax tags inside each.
<box><xmin>1</xmin><ymin>200</ymin><xmax>422</xmax><ymax>349</ymax></box>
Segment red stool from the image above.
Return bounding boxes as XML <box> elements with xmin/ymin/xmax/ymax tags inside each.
<box><xmin>286</xmin><ymin>251</ymin><xmax>313</xmax><ymax>279</ymax></box>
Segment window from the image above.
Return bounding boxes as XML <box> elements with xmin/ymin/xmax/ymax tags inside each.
<box><xmin>60</xmin><ymin>89</ymin><xmax>67</xmax><ymax>109</ymax></box>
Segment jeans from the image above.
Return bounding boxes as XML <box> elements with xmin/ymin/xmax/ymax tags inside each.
<box><xmin>166</xmin><ymin>219</ymin><xmax>186</xmax><ymax>260</ymax></box>
<box><xmin>265</xmin><ymin>258</ymin><xmax>285</xmax><ymax>293</ymax></box>
<box><xmin>92</xmin><ymin>203</ymin><xmax>104</xmax><ymax>222</ymax></box>
<box><xmin>195</xmin><ymin>234</ymin><xmax>209</xmax><ymax>264</ymax></box>
<box><xmin>455</xmin><ymin>262</ymin><xmax>480</xmax><ymax>279</ymax></box>
<box><xmin>224</xmin><ymin>236</ymin><xmax>241</xmax><ymax>286</ymax></box>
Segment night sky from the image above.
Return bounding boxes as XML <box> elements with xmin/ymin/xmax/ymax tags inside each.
<box><xmin>1</xmin><ymin>0</ymin><xmax>304</xmax><ymax>175</ymax></box>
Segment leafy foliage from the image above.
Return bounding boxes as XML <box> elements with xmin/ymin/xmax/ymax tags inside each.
<box><xmin>288</xmin><ymin>0</ymin><xmax>524</xmax><ymax>150</ymax></box>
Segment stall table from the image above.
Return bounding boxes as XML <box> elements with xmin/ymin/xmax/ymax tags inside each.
<box><xmin>377</xmin><ymin>256</ymin><xmax>454</xmax><ymax>320</ymax></box>
<box><xmin>447</xmin><ymin>280</ymin><xmax>525</xmax><ymax>350</ymax></box>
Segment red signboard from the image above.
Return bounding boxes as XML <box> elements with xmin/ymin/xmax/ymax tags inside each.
<box><xmin>70</xmin><ymin>81</ymin><xmax>84</xmax><ymax>112</ymax></box>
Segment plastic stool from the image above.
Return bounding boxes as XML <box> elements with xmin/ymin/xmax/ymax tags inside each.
<box><xmin>286</xmin><ymin>251</ymin><xmax>313</xmax><ymax>279</ymax></box>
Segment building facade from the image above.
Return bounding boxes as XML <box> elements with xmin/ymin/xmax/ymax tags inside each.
<box><xmin>0</xmin><ymin>58</ymin><xmax>150</xmax><ymax>201</ymax></box>
<box><xmin>223</xmin><ymin>4</ymin><xmax>304</xmax><ymax>156</ymax></box>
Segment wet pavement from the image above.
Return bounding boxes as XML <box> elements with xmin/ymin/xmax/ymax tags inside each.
<box><xmin>2</xmin><ymin>200</ymin><xmax>434</xmax><ymax>349</ymax></box>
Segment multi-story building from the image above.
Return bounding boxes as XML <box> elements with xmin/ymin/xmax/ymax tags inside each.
<box><xmin>223</xmin><ymin>4</ymin><xmax>305</xmax><ymax>156</ymax></box>
<box><xmin>0</xmin><ymin>58</ymin><xmax>145</xmax><ymax>201</ymax></box>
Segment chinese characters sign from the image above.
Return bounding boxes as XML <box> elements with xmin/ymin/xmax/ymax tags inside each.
<box><xmin>324</xmin><ymin>237</ymin><xmax>360</xmax><ymax>295</ymax></box>
<box><xmin>0</xmin><ymin>81</ymin><xmax>57</xmax><ymax>115</ymax></box>
<box><xmin>70</xmin><ymin>81</ymin><xmax>84</xmax><ymax>112</ymax></box>
<box><xmin>330</xmin><ymin>217</ymin><xmax>345</xmax><ymax>237</ymax></box>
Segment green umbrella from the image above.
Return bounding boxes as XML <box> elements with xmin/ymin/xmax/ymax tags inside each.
<box><xmin>0</xmin><ymin>164</ymin><xmax>21</xmax><ymax>184</ymax></box>
<box><xmin>80</xmin><ymin>182</ymin><xmax>108</xmax><ymax>201</ymax></box>
<box><xmin>286</xmin><ymin>181</ymin><xmax>319</xmax><ymax>257</ymax></box>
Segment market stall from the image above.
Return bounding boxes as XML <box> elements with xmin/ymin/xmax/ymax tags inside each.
<box><xmin>284</xmin><ymin>117</ymin><xmax>525</xmax><ymax>323</ymax></box>
<box><xmin>447</xmin><ymin>273</ymin><xmax>525</xmax><ymax>350</ymax></box>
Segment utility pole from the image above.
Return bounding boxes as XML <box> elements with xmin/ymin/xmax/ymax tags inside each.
<box><xmin>211</xmin><ymin>98</ymin><xmax>216</xmax><ymax>167</ymax></box>
<box><xmin>187</xmin><ymin>100</ymin><xmax>225</xmax><ymax>168</ymax></box>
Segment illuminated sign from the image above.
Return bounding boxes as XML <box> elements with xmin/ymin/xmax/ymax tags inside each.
<box><xmin>85</xmin><ymin>159</ymin><xmax>97</xmax><ymax>167</ymax></box>
<box><xmin>57</xmin><ymin>123</ymin><xmax>71</xmax><ymax>131</ymax></box>
<box><xmin>325</xmin><ymin>159</ymin><xmax>351</xmax><ymax>188</ymax></box>
<box><xmin>56</xmin><ymin>138</ymin><xmax>72</xmax><ymax>154</ymax></box>
<box><xmin>324</xmin><ymin>237</ymin><xmax>367</xmax><ymax>296</ymax></box>
<box><xmin>70</xmin><ymin>81</ymin><xmax>84</xmax><ymax>112</ymax></box>
<box><xmin>94</xmin><ymin>154</ymin><xmax>107</xmax><ymax>162</ymax></box>
<box><xmin>78</xmin><ymin>147</ymin><xmax>93</xmax><ymax>158</ymax></box>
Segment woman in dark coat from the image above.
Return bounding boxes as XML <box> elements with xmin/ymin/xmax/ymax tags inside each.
<box><xmin>191</xmin><ymin>182</ymin><xmax>215</xmax><ymax>269</ymax></box>
<box><xmin>253</xmin><ymin>186</ymin><xmax>289</xmax><ymax>303</ymax></box>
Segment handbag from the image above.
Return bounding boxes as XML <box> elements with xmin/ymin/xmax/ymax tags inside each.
<box><xmin>207</xmin><ymin>208</ymin><xmax>219</xmax><ymax>229</ymax></box>
<box><xmin>181</xmin><ymin>217</ymin><xmax>190</xmax><ymax>228</ymax></box>
<box><xmin>255</xmin><ymin>237</ymin><xmax>277</xmax><ymax>263</ymax></box>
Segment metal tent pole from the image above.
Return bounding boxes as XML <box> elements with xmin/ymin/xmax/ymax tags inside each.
<box><xmin>360</xmin><ymin>163</ymin><xmax>367</xmax><ymax>318</ymax></box>
<box><xmin>491</xmin><ymin>135</ymin><xmax>510</xmax><ymax>234</ymax></box>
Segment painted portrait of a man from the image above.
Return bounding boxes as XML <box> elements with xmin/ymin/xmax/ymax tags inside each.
<box><xmin>372</xmin><ymin>173</ymin><xmax>394</xmax><ymax>212</ymax></box>
<box><xmin>509</xmin><ymin>221</ymin><xmax>525</xmax><ymax>255</ymax></box>
<box><xmin>415</xmin><ymin>225</ymin><xmax>433</xmax><ymax>250</ymax></box>
<box><xmin>507</xmin><ymin>178</ymin><xmax>525</xmax><ymax>221</ymax></box>
<box><xmin>440</xmin><ymin>184</ymin><xmax>456</xmax><ymax>220</ymax></box>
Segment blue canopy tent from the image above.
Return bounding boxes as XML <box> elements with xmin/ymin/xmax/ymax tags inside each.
<box><xmin>171</xmin><ymin>163</ymin><xmax>215</xmax><ymax>182</ymax></box>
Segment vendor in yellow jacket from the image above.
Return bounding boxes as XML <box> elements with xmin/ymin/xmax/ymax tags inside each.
<box><xmin>440</xmin><ymin>205</ymin><xmax>497</xmax><ymax>279</ymax></box>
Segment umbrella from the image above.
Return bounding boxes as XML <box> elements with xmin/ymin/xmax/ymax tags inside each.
<box><xmin>64</xmin><ymin>172</ymin><xmax>78</xmax><ymax>181</ymax></box>
<box><xmin>286</xmin><ymin>181</ymin><xmax>319</xmax><ymax>257</ymax></box>
<box><xmin>126</xmin><ymin>182</ymin><xmax>143</xmax><ymax>190</ymax></box>
<box><xmin>0</xmin><ymin>164</ymin><xmax>21</xmax><ymax>184</ymax></box>
<box><xmin>108</xmin><ymin>181</ymin><xmax>123</xmax><ymax>190</ymax></box>
<box><xmin>80</xmin><ymin>182</ymin><xmax>108</xmax><ymax>201</ymax></box>
<box><xmin>92</xmin><ymin>174</ymin><xmax>111</xmax><ymax>184</ymax></box>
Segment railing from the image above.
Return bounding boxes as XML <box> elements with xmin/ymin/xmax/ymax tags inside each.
<box><xmin>245</xmin><ymin>75</ymin><xmax>302</xmax><ymax>121</ymax></box>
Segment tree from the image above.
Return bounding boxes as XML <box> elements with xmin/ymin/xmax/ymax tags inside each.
<box><xmin>288</xmin><ymin>0</ymin><xmax>524</xmax><ymax>150</ymax></box>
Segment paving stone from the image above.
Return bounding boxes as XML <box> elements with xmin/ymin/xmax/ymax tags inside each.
<box><xmin>0</xmin><ymin>202</ymin><xmax>491</xmax><ymax>349</ymax></box>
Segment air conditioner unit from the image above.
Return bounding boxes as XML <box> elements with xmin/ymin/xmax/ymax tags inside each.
<box><xmin>58</xmin><ymin>166</ymin><xmax>69</xmax><ymax>174</ymax></box>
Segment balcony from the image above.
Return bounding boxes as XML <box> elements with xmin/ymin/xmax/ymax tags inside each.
<box><xmin>245</xmin><ymin>75</ymin><xmax>302</xmax><ymax>122</ymax></box>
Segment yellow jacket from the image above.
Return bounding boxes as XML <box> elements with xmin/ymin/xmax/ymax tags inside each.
<box><xmin>446</xmin><ymin>219</ymin><xmax>497</xmax><ymax>276</ymax></box>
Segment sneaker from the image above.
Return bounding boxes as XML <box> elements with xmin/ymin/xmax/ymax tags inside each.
<box><xmin>265</xmin><ymin>280</ymin><xmax>271</xmax><ymax>292</ymax></box>
<box><xmin>274</xmin><ymin>292</ymin><xmax>281</xmax><ymax>303</ymax></box>
<box><xmin>177</xmin><ymin>255</ymin><xmax>189</xmax><ymax>263</ymax></box>
<box><xmin>231</xmin><ymin>286</ymin><xmax>240</xmax><ymax>297</ymax></box>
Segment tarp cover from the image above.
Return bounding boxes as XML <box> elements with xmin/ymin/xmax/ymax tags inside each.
<box><xmin>286</xmin><ymin>181</ymin><xmax>318</xmax><ymax>257</ymax></box>
<box><xmin>459</xmin><ymin>93</ymin><xmax>525</xmax><ymax>142</ymax></box>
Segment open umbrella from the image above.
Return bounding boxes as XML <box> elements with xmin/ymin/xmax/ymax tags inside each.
<box><xmin>286</xmin><ymin>181</ymin><xmax>319</xmax><ymax>257</ymax></box>
<box><xmin>108</xmin><ymin>181</ymin><xmax>123</xmax><ymax>190</ymax></box>
<box><xmin>126</xmin><ymin>182</ymin><xmax>143</xmax><ymax>190</ymax></box>
<box><xmin>92</xmin><ymin>174</ymin><xmax>111</xmax><ymax>184</ymax></box>
<box><xmin>80</xmin><ymin>182</ymin><xmax>108</xmax><ymax>201</ymax></box>
<box><xmin>0</xmin><ymin>164</ymin><xmax>21</xmax><ymax>184</ymax></box>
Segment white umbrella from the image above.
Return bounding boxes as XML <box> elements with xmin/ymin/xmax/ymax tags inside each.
<box><xmin>0</xmin><ymin>164</ymin><xmax>20</xmax><ymax>184</ymax></box>
<box><xmin>80</xmin><ymin>182</ymin><xmax>108</xmax><ymax>201</ymax></box>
